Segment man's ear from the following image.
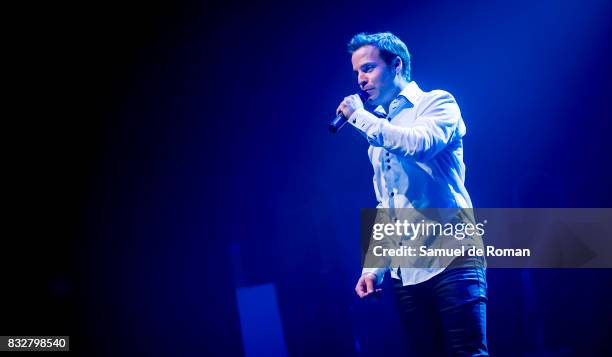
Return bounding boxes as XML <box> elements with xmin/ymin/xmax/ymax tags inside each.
<box><xmin>394</xmin><ymin>56</ymin><xmax>403</xmax><ymax>75</ymax></box>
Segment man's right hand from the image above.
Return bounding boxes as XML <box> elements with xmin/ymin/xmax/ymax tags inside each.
<box><xmin>355</xmin><ymin>273</ymin><xmax>382</xmax><ymax>298</ymax></box>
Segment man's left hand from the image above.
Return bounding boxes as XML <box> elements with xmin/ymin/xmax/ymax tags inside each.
<box><xmin>336</xmin><ymin>94</ymin><xmax>364</xmax><ymax>119</ymax></box>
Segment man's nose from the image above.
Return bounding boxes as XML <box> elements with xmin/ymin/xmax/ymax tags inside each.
<box><xmin>358</xmin><ymin>76</ymin><xmax>368</xmax><ymax>89</ymax></box>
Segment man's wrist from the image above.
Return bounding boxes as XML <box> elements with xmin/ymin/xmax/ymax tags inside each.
<box><xmin>361</xmin><ymin>267</ymin><xmax>386</xmax><ymax>285</ymax></box>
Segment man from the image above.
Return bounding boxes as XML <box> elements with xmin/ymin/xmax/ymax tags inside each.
<box><xmin>336</xmin><ymin>32</ymin><xmax>489</xmax><ymax>356</ymax></box>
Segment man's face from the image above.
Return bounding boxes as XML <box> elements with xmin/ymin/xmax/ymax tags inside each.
<box><xmin>351</xmin><ymin>45</ymin><xmax>397</xmax><ymax>106</ymax></box>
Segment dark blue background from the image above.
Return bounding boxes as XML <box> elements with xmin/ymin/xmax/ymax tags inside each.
<box><xmin>8</xmin><ymin>0</ymin><xmax>612</xmax><ymax>355</ymax></box>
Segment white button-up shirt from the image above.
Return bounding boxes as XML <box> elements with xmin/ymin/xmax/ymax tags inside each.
<box><xmin>348</xmin><ymin>81</ymin><xmax>473</xmax><ymax>286</ymax></box>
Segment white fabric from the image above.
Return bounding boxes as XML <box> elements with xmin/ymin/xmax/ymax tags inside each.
<box><xmin>349</xmin><ymin>81</ymin><xmax>473</xmax><ymax>286</ymax></box>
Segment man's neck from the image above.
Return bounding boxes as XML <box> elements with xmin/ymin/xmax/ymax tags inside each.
<box><xmin>382</xmin><ymin>79</ymin><xmax>409</xmax><ymax>113</ymax></box>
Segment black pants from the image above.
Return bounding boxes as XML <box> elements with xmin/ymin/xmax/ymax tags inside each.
<box><xmin>393</xmin><ymin>266</ymin><xmax>489</xmax><ymax>357</ymax></box>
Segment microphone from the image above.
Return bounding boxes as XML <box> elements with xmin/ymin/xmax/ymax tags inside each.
<box><xmin>328</xmin><ymin>90</ymin><xmax>370</xmax><ymax>133</ymax></box>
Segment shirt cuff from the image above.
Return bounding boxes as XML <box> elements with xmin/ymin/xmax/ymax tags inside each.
<box><xmin>361</xmin><ymin>267</ymin><xmax>387</xmax><ymax>286</ymax></box>
<box><xmin>348</xmin><ymin>108</ymin><xmax>384</xmax><ymax>143</ymax></box>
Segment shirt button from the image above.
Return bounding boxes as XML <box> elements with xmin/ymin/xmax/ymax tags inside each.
<box><xmin>390</xmin><ymin>192</ymin><xmax>395</xmax><ymax>197</ymax></box>
<box><xmin>386</xmin><ymin>159</ymin><xmax>390</xmax><ymax>163</ymax></box>
<box><xmin>387</xmin><ymin>165</ymin><xmax>391</xmax><ymax>170</ymax></box>
<box><xmin>386</xmin><ymin>152</ymin><xmax>390</xmax><ymax>157</ymax></box>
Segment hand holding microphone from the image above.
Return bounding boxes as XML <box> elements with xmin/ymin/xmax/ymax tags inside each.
<box><xmin>329</xmin><ymin>90</ymin><xmax>370</xmax><ymax>133</ymax></box>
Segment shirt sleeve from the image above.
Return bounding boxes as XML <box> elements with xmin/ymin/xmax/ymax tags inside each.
<box><xmin>360</xmin><ymin>209</ymin><xmax>397</xmax><ymax>286</ymax></box>
<box><xmin>347</xmin><ymin>91</ymin><xmax>461</xmax><ymax>162</ymax></box>
<box><xmin>361</xmin><ymin>267</ymin><xmax>388</xmax><ymax>286</ymax></box>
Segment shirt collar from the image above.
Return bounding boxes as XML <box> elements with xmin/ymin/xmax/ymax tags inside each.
<box><xmin>372</xmin><ymin>81</ymin><xmax>422</xmax><ymax>116</ymax></box>
<box><xmin>398</xmin><ymin>81</ymin><xmax>423</xmax><ymax>106</ymax></box>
